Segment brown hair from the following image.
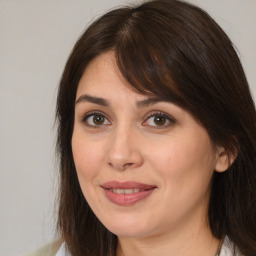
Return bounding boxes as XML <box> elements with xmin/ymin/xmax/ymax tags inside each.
<box><xmin>56</xmin><ymin>0</ymin><xmax>256</xmax><ymax>255</ymax></box>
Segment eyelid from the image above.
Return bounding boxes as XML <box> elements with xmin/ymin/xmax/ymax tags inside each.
<box><xmin>81</xmin><ymin>110</ymin><xmax>111</xmax><ymax>127</ymax></box>
<box><xmin>142</xmin><ymin>111</ymin><xmax>176</xmax><ymax>127</ymax></box>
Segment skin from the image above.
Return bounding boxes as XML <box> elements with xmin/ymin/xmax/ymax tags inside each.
<box><xmin>72</xmin><ymin>51</ymin><xmax>230</xmax><ymax>256</ymax></box>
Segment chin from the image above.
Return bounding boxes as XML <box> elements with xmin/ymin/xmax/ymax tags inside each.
<box><xmin>101</xmin><ymin>214</ymin><xmax>157</xmax><ymax>238</ymax></box>
<box><xmin>109</xmin><ymin>226</ymin><xmax>153</xmax><ymax>238</ymax></box>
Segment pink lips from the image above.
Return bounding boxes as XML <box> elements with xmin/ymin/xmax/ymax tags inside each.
<box><xmin>101</xmin><ymin>181</ymin><xmax>157</xmax><ymax>206</ymax></box>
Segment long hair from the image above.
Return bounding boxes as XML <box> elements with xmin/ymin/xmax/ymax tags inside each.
<box><xmin>56</xmin><ymin>1</ymin><xmax>256</xmax><ymax>255</ymax></box>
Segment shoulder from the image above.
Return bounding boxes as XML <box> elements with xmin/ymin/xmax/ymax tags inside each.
<box><xmin>23</xmin><ymin>239</ymin><xmax>63</xmax><ymax>256</ymax></box>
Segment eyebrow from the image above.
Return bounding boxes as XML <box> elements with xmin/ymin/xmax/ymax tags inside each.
<box><xmin>136</xmin><ymin>97</ymin><xmax>163</xmax><ymax>107</ymax></box>
<box><xmin>75</xmin><ymin>94</ymin><xmax>165</xmax><ymax>107</ymax></box>
<box><xmin>75</xmin><ymin>94</ymin><xmax>110</xmax><ymax>106</ymax></box>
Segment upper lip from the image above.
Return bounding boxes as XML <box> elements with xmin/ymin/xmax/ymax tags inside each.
<box><xmin>101</xmin><ymin>181</ymin><xmax>157</xmax><ymax>190</ymax></box>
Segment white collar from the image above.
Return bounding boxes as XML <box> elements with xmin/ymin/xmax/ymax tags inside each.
<box><xmin>55</xmin><ymin>236</ymin><xmax>241</xmax><ymax>256</ymax></box>
<box><xmin>55</xmin><ymin>243</ymin><xmax>71</xmax><ymax>256</ymax></box>
<box><xmin>219</xmin><ymin>236</ymin><xmax>242</xmax><ymax>256</ymax></box>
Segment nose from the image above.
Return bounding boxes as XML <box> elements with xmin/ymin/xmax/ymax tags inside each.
<box><xmin>107</xmin><ymin>126</ymin><xmax>144</xmax><ymax>171</ymax></box>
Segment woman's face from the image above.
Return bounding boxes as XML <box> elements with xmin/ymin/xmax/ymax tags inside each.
<box><xmin>72</xmin><ymin>51</ymin><xmax>224</xmax><ymax>238</ymax></box>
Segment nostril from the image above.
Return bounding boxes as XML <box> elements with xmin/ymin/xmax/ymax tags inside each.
<box><xmin>107</xmin><ymin>144</ymin><xmax>144</xmax><ymax>171</ymax></box>
<box><xmin>108</xmin><ymin>162</ymin><xmax>134</xmax><ymax>171</ymax></box>
<box><xmin>122</xmin><ymin>163</ymin><xmax>134</xmax><ymax>170</ymax></box>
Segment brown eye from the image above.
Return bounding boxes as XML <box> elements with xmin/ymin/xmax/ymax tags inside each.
<box><xmin>153</xmin><ymin>115</ymin><xmax>167</xmax><ymax>126</ymax></box>
<box><xmin>93</xmin><ymin>114</ymin><xmax>105</xmax><ymax>125</ymax></box>
<box><xmin>83</xmin><ymin>113</ymin><xmax>111</xmax><ymax>127</ymax></box>
<box><xmin>143</xmin><ymin>112</ymin><xmax>175</xmax><ymax>128</ymax></box>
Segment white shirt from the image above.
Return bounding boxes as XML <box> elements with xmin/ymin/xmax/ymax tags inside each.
<box><xmin>55</xmin><ymin>236</ymin><xmax>242</xmax><ymax>256</ymax></box>
<box><xmin>55</xmin><ymin>243</ymin><xmax>70</xmax><ymax>256</ymax></box>
<box><xmin>219</xmin><ymin>236</ymin><xmax>242</xmax><ymax>256</ymax></box>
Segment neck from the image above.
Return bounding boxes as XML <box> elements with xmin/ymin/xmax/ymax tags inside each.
<box><xmin>116</xmin><ymin>214</ymin><xmax>220</xmax><ymax>256</ymax></box>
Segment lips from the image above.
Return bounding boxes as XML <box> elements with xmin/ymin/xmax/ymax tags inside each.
<box><xmin>101</xmin><ymin>181</ymin><xmax>157</xmax><ymax>206</ymax></box>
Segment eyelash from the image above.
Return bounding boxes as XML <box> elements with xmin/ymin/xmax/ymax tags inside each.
<box><xmin>81</xmin><ymin>111</ymin><xmax>111</xmax><ymax>128</ymax></box>
<box><xmin>81</xmin><ymin>111</ymin><xmax>176</xmax><ymax>129</ymax></box>
<box><xmin>142</xmin><ymin>111</ymin><xmax>176</xmax><ymax>128</ymax></box>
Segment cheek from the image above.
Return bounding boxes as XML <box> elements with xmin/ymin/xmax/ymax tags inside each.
<box><xmin>72</xmin><ymin>134</ymin><xmax>105</xmax><ymax>181</ymax></box>
<box><xmin>147</xmin><ymin>133</ymin><xmax>216</xmax><ymax>194</ymax></box>
<box><xmin>147</xmin><ymin>137</ymin><xmax>215</xmax><ymax>222</ymax></box>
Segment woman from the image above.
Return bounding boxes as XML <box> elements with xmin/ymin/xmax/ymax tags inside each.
<box><xmin>54</xmin><ymin>0</ymin><xmax>256</xmax><ymax>255</ymax></box>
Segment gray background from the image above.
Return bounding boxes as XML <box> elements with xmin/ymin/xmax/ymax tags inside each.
<box><xmin>0</xmin><ymin>0</ymin><xmax>255</xmax><ymax>255</ymax></box>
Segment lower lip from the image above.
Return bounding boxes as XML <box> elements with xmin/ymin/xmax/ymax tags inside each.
<box><xmin>103</xmin><ymin>188</ymin><xmax>155</xmax><ymax>206</ymax></box>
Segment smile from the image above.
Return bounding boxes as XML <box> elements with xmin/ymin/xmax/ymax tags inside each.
<box><xmin>109</xmin><ymin>188</ymin><xmax>145</xmax><ymax>194</ymax></box>
<box><xmin>101</xmin><ymin>181</ymin><xmax>157</xmax><ymax>206</ymax></box>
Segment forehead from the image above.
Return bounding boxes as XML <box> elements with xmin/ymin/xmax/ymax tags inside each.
<box><xmin>76</xmin><ymin>51</ymin><xmax>149</xmax><ymax>101</ymax></box>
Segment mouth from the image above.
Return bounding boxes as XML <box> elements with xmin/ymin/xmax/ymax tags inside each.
<box><xmin>101</xmin><ymin>181</ymin><xmax>157</xmax><ymax>206</ymax></box>
<box><xmin>108</xmin><ymin>188</ymin><xmax>148</xmax><ymax>194</ymax></box>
